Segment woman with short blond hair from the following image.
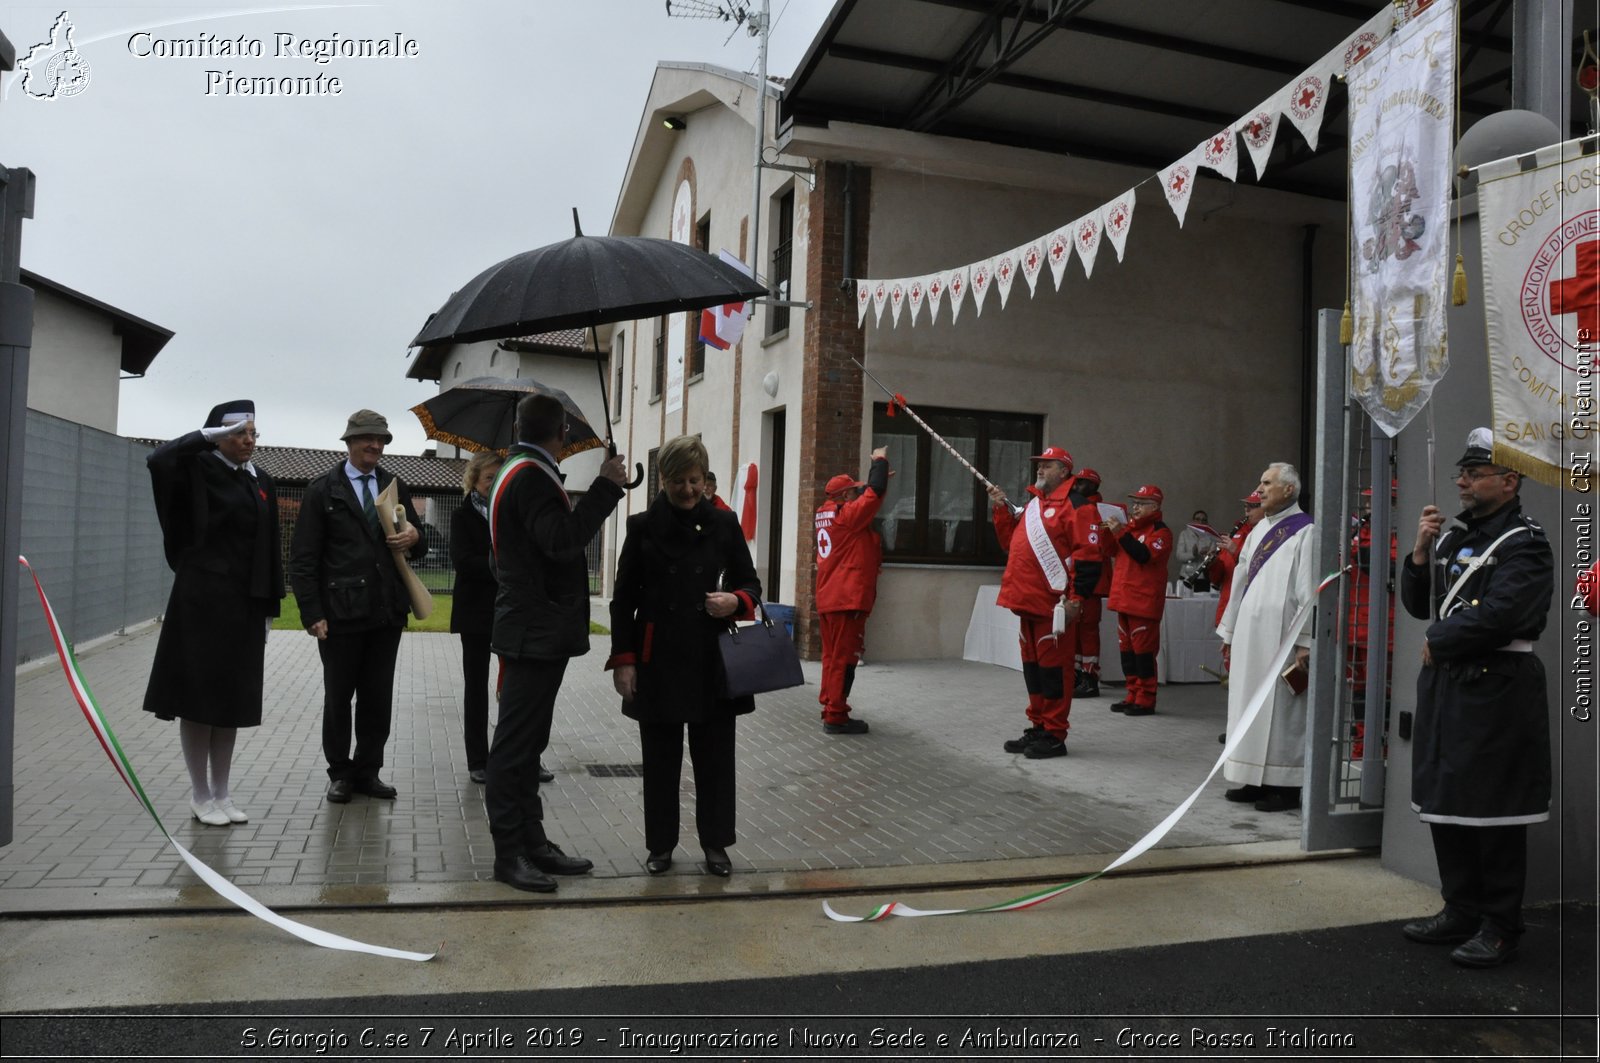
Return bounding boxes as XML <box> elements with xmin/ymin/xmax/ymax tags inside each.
<box><xmin>607</xmin><ymin>435</ymin><xmax>761</xmax><ymax>877</ymax></box>
<box><xmin>451</xmin><ymin>450</ymin><xmax>504</xmax><ymax>784</ymax></box>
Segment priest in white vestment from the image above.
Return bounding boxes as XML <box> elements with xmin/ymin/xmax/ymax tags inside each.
<box><xmin>1216</xmin><ymin>462</ymin><xmax>1318</xmax><ymax>813</ymax></box>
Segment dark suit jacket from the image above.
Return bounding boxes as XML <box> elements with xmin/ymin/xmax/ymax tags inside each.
<box><xmin>490</xmin><ymin>445</ymin><xmax>623</xmax><ymax>661</ymax></box>
<box><xmin>288</xmin><ymin>462</ymin><xmax>426</xmax><ymax>633</ymax></box>
<box><xmin>450</xmin><ymin>498</ymin><xmax>495</xmax><ymax>636</ymax></box>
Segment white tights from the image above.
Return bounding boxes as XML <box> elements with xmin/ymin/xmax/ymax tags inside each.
<box><xmin>179</xmin><ymin>720</ymin><xmax>237</xmax><ymax>804</ymax></box>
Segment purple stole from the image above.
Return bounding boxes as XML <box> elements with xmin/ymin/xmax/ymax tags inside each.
<box><xmin>1242</xmin><ymin>512</ymin><xmax>1313</xmax><ymax>598</ymax></box>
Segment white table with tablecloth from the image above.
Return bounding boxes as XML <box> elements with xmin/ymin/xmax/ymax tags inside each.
<box><xmin>963</xmin><ymin>586</ymin><xmax>1221</xmax><ymax>684</ymax></box>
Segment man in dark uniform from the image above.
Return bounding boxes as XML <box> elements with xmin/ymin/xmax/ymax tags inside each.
<box><xmin>1399</xmin><ymin>427</ymin><xmax>1553</xmax><ymax>968</ymax></box>
<box><xmin>486</xmin><ymin>394</ymin><xmax>629</xmax><ymax>892</ymax></box>
<box><xmin>290</xmin><ymin>410</ymin><xmax>425</xmax><ymax>805</ymax></box>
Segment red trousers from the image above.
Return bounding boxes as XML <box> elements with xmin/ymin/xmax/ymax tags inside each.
<box><xmin>1018</xmin><ymin>613</ymin><xmax>1076</xmax><ymax>737</ymax></box>
<box><xmin>1117</xmin><ymin>612</ymin><xmax>1161</xmax><ymax>708</ymax></box>
<box><xmin>1075</xmin><ymin>597</ymin><xmax>1103</xmax><ymax>676</ymax></box>
<box><xmin>818</xmin><ymin>611</ymin><xmax>868</xmax><ymax>724</ymax></box>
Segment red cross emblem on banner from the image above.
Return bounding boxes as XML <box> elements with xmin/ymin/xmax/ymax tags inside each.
<box><xmin>1549</xmin><ymin>239</ymin><xmax>1599</xmax><ymax>346</ymax></box>
<box><xmin>1170</xmin><ymin>171</ymin><xmax>1187</xmax><ymax>194</ymax></box>
<box><xmin>1025</xmin><ymin>247</ymin><xmax>1040</xmax><ymax>272</ymax></box>
<box><xmin>1049</xmin><ymin>235</ymin><xmax>1068</xmax><ymax>263</ymax></box>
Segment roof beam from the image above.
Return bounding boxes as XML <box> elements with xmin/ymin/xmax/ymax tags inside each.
<box><xmin>826</xmin><ymin>41</ymin><xmax>1242</xmax><ymax>128</ymax></box>
<box><xmin>902</xmin><ymin>0</ymin><xmax>1098</xmax><ymax>133</ymax></box>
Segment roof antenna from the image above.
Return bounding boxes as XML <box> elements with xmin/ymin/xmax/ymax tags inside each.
<box><xmin>571</xmin><ymin>207</ymin><xmax>583</xmax><ymax>238</ymax></box>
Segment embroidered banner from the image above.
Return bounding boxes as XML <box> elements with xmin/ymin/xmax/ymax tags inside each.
<box><xmin>1346</xmin><ymin>0</ymin><xmax>1456</xmax><ymax>437</ymax></box>
<box><xmin>1476</xmin><ymin>137</ymin><xmax>1600</xmax><ymax>487</ymax></box>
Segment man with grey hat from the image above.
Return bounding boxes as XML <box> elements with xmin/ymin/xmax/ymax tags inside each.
<box><xmin>1399</xmin><ymin>427</ymin><xmax>1553</xmax><ymax>969</ymax></box>
<box><xmin>289</xmin><ymin>409</ymin><xmax>427</xmax><ymax>804</ymax></box>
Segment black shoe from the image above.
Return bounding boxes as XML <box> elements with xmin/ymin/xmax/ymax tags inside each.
<box><xmin>645</xmin><ymin>850</ymin><xmax>673</xmax><ymax>875</ymax></box>
<box><xmin>703</xmin><ymin>846</ymin><xmax>732</xmax><ymax>877</ymax></box>
<box><xmin>528</xmin><ymin>842</ymin><xmax>593</xmax><ymax>875</ymax></box>
<box><xmin>1073</xmin><ymin>676</ymin><xmax>1099</xmax><ymax>698</ymax></box>
<box><xmin>823</xmin><ymin>718</ymin><xmax>869</xmax><ymax>735</ymax></box>
<box><xmin>493</xmin><ymin>854</ymin><xmax>558</xmax><ymax>893</ymax></box>
<box><xmin>325</xmin><ymin>778</ymin><xmax>353</xmax><ymax>804</ymax></box>
<box><xmin>1003</xmin><ymin>726</ymin><xmax>1042</xmax><ymax>753</ymax></box>
<box><xmin>1451</xmin><ymin>929</ymin><xmax>1519</xmax><ymax>968</ymax></box>
<box><xmin>1023</xmin><ymin>733</ymin><xmax>1068</xmax><ymax>759</ymax></box>
<box><xmin>1109</xmin><ymin>701</ymin><xmax>1130</xmax><ymax>713</ymax></box>
<box><xmin>469</xmin><ymin>769</ymin><xmax>487</xmax><ymax>785</ymax></box>
<box><xmin>1253</xmin><ymin>787</ymin><xmax>1301</xmax><ymax>813</ymax></box>
<box><xmin>1122</xmin><ymin>705</ymin><xmax>1155</xmax><ymax>717</ymax></box>
<box><xmin>1403</xmin><ymin>908</ymin><xmax>1480</xmax><ymax>945</ymax></box>
<box><xmin>538</xmin><ymin>762</ymin><xmax>555</xmax><ymax>783</ymax></box>
<box><xmin>354</xmin><ymin>777</ymin><xmax>397</xmax><ymax>799</ymax></box>
<box><xmin>1224</xmin><ymin>785</ymin><xmax>1265</xmax><ymax>803</ymax></box>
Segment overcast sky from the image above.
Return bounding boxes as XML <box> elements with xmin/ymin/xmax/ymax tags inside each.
<box><xmin>4</xmin><ymin>0</ymin><xmax>833</xmax><ymax>451</ymax></box>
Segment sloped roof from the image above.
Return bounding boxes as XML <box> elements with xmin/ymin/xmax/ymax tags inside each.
<box><xmin>405</xmin><ymin>330</ymin><xmax>594</xmax><ymax>382</ymax></box>
<box><xmin>22</xmin><ymin>269</ymin><xmax>174</xmax><ymax>375</ymax></box>
<box><xmin>128</xmin><ymin>439</ymin><xmax>469</xmax><ymax>491</ymax></box>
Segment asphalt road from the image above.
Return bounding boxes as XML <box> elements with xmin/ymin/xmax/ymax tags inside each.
<box><xmin>3</xmin><ymin>905</ymin><xmax>1592</xmax><ymax>1061</ymax></box>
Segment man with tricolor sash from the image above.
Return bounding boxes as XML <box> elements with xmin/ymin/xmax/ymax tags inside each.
<box><xmin>987</xmin><ymin>446</ymin><xmax>1102</xmax><ymax>759</ymax></box>
<box><xmin>484</xmin><ymin>394</ymin><xmax>629</xmax><ymax>893</ymax></box>
<box><xmin>1216</xmin><ymin>462</ymin><xmax>1317</xmax><ymax>813</ymax></box>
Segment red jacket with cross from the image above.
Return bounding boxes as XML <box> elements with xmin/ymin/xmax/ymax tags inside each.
<box><xmin>1105</xmin><ymin>510</ymin><xmax>1172</xmax><ymax>619</ymax></box>
<box><xmin>814</xmin><ymin>464</ymin><xmax>888</xmax><ymax>614</ymax></box>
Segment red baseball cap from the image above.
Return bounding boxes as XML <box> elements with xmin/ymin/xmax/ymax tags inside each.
<box><xmin>1078</xmin><ymin>467</ymin><xmax>1101</xmax><ymax>484</ymax></box>
<box><xmin>1029</xmin><ymin>446</ymin><xmax>1073</xmax><ymax>469</ymax></box>
<box><xmin>825</xmin><ymin>473</ymin><xmax>865</xmax><ymax>496</ymax></box>
<box><xmin>1128</xmin><ymin>484</ymin><xmax>1163</xmax><ymax>504</ymax></box>
<box><xmin>1242</xmin><ymin>491</ymin><xmax>1262</xmax><ymax>505</ymax></box>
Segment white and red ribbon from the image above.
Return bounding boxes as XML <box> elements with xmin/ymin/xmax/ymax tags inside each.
<box><xmin>17</xmin><ymin>556</ymin><xmax>437</xmax><ymax>961</ymax></box>
<box><xmin>824</xmin><ymin>568</ymin><xmax>1345</xmax><ymax>922</ymax></box>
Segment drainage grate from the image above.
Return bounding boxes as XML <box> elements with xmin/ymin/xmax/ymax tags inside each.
<box><xmin>586</xmin><ymin>763</ymin><xmax>646</xmax><ymax>778</ymax></box>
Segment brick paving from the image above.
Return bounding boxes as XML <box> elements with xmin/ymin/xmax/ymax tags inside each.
<box><xmin>2</xmin><ymin>620</ymin><xmax>1298</xmax><ymax>907</ymax></box>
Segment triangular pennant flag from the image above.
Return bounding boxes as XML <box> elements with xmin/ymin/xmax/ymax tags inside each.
<box><xmin>889</xmin><ymin>281</ymin><xmax>906</xmax><ymax>327</ymax></box>
<box><xmin>1234</xmin><ymin>105</ymin><xmax>1281</xmax><ymax>180</ymax></box>
<box><xmin>970</xmin><ymin>258</ymin><xmax>994</xmax><ymax>316</ymax></box>
<box><xmin>1335</xmin><ymin>7</ymin><xmax>1394</xmax><ymax>73</ymax></box>
<box><xmin>993</xmin><ymin>251</ymin><xmax>1018</xmax><ymax>309</ymax></box>
<box><xmin>1101</xmin><ymin>191</ymin><xmax>1135</xmax><ymax>262</ymax></box>
<box><xmin>925</xmin><ymin>272</ymin><xmax>945</xmax><ymax>324</ymax></box>
<box><xmin>856</xmin><ymin>280</ymin><xmax>871</xmax><ymax>327</ymax></box>
<box><xmin>1073</xmin><ymin>213</ymin><xmax>1103</xmax><ymax>278</ymax></box>
<box><xmin>1159</xmin><ymin>152</ymin><xmax>1200</xmax><ymax>228</ymax></box>
<box><xmin>1281</xmin><ymin>59</ymin><xmax>1334</xmax><ymax>152</ymax></box>
<box><xmin>907</xmin><ymin>276</ymin><xmax>926</xmax><ymax>326</ymax></box>
<box><xmin>946</xmin><ymin>265</ymin><xmax>970</xmax><ymax>323</ymax></box>
<box><xmin>1019</xmin><ymin>240</ymin><xmax>1046</xmax><ymax>297</ymax></box>
<box><xmin>1198</xmin><ymin>128</ymin><xmax>1238</xmax><ymax>182</ymax></box>
<box><xmin>872</xmin><ymin>280</ymin><xmax>888</xmax><ymax>326</ymax></box>
<box><xmin>1046</xmin><ymin>225</ymin><xmax>1074</xmax><ymax>290</ymax></box>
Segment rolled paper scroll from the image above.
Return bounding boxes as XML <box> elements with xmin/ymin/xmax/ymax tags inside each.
<box><xmin>374</xmin><ymin>479</ymin><xmax>435</xmax><ymax>621</ymax></box>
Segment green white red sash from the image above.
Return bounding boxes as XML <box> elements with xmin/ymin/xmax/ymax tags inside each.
<box><xmin>488</xmin><ymin>452</ymin><xmax>568</xmax><ymax>556</ymax></box>
<box><xmin>17</xmin><ymin>556</ymin><xmax>436</xmax><ymax>961</ymax></box>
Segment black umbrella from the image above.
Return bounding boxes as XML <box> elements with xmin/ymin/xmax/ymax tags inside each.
<box><xmin>410</xmin><ymin>376</ymin><xmax>604</xmax><ymax>460</ymax></box>
<box><xmin>411</xmin><ymin>210</ymin><xmax>769</xmax><ymax>486</ymax></box>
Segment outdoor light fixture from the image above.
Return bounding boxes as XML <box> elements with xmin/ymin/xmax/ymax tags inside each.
<box><xmin>662</xmin><ymin>116</ymin><xmax>687</xmax><ymax>131</ymax></box>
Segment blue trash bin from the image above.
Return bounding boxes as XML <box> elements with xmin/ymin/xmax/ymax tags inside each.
<box><xmin>765</xmin><ymin>603</ymin><xmax>795</xmax><ymax>639</ymax></box>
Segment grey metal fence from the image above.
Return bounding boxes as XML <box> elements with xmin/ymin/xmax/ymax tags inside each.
<box><xmin>12</xmin><ymin>410</ymin><xmax>170</xmax><ymax>665</ymax></box>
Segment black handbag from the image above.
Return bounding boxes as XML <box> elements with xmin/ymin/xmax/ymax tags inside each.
<box><xmin>717</xmin><ymin>601</ymin><xmax>804</xmax><ymax>699</ymax></box>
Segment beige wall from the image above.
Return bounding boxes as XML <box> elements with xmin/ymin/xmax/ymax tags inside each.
<box><xmin>606</xmin><ymin>65</ymin><xmax>810</xmax><ymax>606</ymax></box>
<box><xmin>857</xmin><ymin>167</ymin><xmax>1346</xmax><ymax>659</ymax></box>
<box><xmin>28</xmin><ymin>287</ymin><xmax>123</xmax><ymax>434</ymax></box>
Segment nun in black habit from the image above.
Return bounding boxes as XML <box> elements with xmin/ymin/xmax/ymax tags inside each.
<box><xmin>142</xmin><ymin>399</ymin><xmax>283</xmax><ymax>826</ymax></box>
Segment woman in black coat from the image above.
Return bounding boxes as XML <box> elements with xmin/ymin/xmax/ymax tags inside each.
<box><xmin>449</xmin><ymin>451</ymin><xmax>502</xmax><ymax>784</ymax></box>
<box><xmin>607</xmin><ymin>436</ymin><xmax>761</xmax><ymax>877</ymax></box>
<box><xmin>143</xmin><ymin>400</ymin><xmax>283</xmax><ymax>827</ymax></box>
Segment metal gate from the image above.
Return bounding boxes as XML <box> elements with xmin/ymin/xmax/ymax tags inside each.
<box><xmin>1304</xmin><ymin>309</ymin><xmax>1392</xmax><ymax>851</ymax></box>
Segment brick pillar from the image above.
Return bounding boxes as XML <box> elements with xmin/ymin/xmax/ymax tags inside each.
<box><xmin>795</xmin><ymin>162</ymin><xmax>870</xmax><ymax>660</ymax></box>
